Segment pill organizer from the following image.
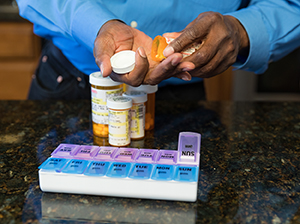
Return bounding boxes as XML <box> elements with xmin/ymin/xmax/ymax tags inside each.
<box><xmin>38</xmin><ymin>132</ymin><xmax>201</xmax><ymax>202</ymax></box>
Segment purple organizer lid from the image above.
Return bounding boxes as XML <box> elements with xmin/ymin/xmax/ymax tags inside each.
<box><xmin>73</xmin><ymin>145</ymin><xmax>99</xmax><ymax>159</ymax></box>
<box><xmin>114</xmin><ymin>147</ymin><xmax>138</xmax><ymax>161</ymax></box>
<box><xmin>51</xmin><ymin>144</ymin><xmax>79</xmax><ymax>158</ymax></box>
<box><xmin>135</xmin><ymin>149</ymin><xmax>158</xmax><ymax>163</ymax></box>
<box><xmin>156</xmin><ymin>150</ymin><xmax>177</xmax><ymax>164</ymax></box>
<box><xmin>93</xmin><ymin>146</ymin><xmax>118</xmax><ymax>160</ymax></box>
<box><xmin>177</xmin><ymin>132</ymin><xmax>201</xmax><ymax>165</ymax></box>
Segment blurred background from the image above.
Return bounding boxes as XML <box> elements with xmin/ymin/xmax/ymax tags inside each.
<box><xmin>0</xmin><ymin>0</ymin><xmax>299</xmax><ymax>101</ymax></box>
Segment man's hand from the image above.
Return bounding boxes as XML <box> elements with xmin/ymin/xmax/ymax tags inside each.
<box><xmin>94</xmin><ymin>20</ymin><xmax>152</xmax><ymax>86</ymax></box>
<box><xmin>162</xmin><ymin>11</ymin><xmax>250</xmax><ymax>79</ymax></box>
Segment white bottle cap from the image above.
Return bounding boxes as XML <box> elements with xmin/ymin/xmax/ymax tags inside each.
<box><xmin>110</xmin><ymin>50</ymin><xmax>135</xmax><ymax>74</ymax></box>
<box><xmin>107</xmin><ymin>96</ymin><xmax>132</xmax><ymax>110</ymax></box>
<box><xmin>126</xmin><ymin>84</ymin><xmax>158</xmax><ymax>94</ymax></box>
<box><xmin>123</xmin><ymin>91</ymin><xmax>147</xmax><ymax>104</ymax></box>
<box><xmin>89</xmin><ymin>71</ymin><xmax>122</xmax><ymax>86</ymax></box>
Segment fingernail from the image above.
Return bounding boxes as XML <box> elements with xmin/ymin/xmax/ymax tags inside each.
<box><xmin>100</xmin><ymin>64</ymin><xmax>105</xmax><ymax>75</ymax></box>
<box><xmin>178</xmin><ymin>74</ymin><xmax>191</xmax><ymax>81</ymax></box>
<box><xmin>163</xmin><ymin>46</ymin><xmax>174</xmax><ymax>57</ymax></box>
<box><xmin>171</xmin><ymin>56</ymin><xmax>181</xmax><ymax>66</ymax></box>
<box><xmin>138</xmin><ymin>47</ymin><xmax>147</xmax><ymax>59</ymax></box>
<box><xmin>182</xmin><ymin>66</ymin><xmax>194</xmax><ymax>72</ymax></box>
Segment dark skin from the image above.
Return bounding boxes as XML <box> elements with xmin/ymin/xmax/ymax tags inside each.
<box><xmin>94</xmin><ymin>11</ymin><xmax>249</xmax><ymax>86</ymax></box>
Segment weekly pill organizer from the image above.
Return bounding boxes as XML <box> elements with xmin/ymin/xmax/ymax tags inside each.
<box><xmin>38</xmin><ymin>132</ymin><xmax>201</xmax><ymax>202</ymax></box>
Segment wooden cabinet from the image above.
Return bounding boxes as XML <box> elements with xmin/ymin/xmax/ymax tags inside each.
<box><xmin>0</xmin><ymin>22</ymin><xmax>41</xmax><ymax>100</ymax></box>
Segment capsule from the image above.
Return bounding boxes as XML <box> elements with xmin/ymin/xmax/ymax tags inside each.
<box><xmin>151</xmin><ymin>35</ymin><xmax>168</xmax><ymax>62</ymax></box>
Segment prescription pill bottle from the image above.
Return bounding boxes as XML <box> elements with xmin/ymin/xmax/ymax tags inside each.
<box><xmin>126</xmin><ymin>85</ymin><xmax>158</xmax><ymax>131</ymax></box>
<box><xmin>107</xmin><ymin>96</ymin><xmax>132</xmax><ymax>147</ymax></box>
<box><xmin>151</xmin><ymin>35</ymin><xmax>200</xmax><ymax>62</ymax></box>
<box><xmin>89</xmin><ymin>71</ymin><xmax>123</xmax><ymax>137</ymax></box>
<box><xmin>123</xmin><ymin>91</ymin><xmax>147</xmax><ymax>140</ymax></box>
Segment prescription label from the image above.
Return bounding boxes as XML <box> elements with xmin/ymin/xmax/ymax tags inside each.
<box><xmin>108</xmin><ymin>110</ymin><xmax>131</xmax><ymax>146</ymax></box>
<box><xmin>91</xmin><ymin>87</ymin><xmax>123</xmax><ymax>124</ymax></box>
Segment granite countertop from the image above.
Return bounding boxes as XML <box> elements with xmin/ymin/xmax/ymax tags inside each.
<box><xmin>1</xmin><ymin>100</ymin><xmax>300</xmax><ymax>223</ymax></box>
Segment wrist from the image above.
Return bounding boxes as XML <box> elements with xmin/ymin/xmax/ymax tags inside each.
<box><xmin>224</xmin><ymin>15</ymin><xmax>249</xmax><ymax>58</ymax></box>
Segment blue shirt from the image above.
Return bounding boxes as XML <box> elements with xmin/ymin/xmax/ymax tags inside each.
<box><xmin>17</xmin><ymin>0</ymin><xmax>300</xmax><ymax>79</ymax></box>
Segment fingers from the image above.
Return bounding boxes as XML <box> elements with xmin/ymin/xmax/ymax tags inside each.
<box><xmin>110</xmin><ymin>47</ymin><xmax>149</xmax><ymax>86</ymax></box>
<box><xmin>163</xmin><ymin>25</ymin><xmax>203</xmax><ymax>58</ymax></box>
<box><xmin>93</xmin><ymin>20</ymin><xmax>134</xmax><ymax>77</ymax></box>
<box><xmin>94</xmin><ymin>32</ymin><xmax>115</xmax><ymax>77</ymax></box>
<box><xmin>161</xmin><ymin>12</ymin><xmax>242</xmax><ymax>79</ymax></box>
<box><xmin>144</xmin><ymin>53</ymin><xmax>195</xmax><ymax>84</ymax></box>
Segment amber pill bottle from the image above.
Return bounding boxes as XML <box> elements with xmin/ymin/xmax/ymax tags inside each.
<box><xmin>126</xmin><ymin>85</ymin><xmax>158</xmax><ymax>131</ymax></box>
<box><xmin>89</xmin><ymin>72</ymin><xmax>123</xmax><ymax>137</ymax></box>
<box><xmin>123</xmin><ymin>91</ymin><xmax>147</xmax><ymax>140</ymax></box>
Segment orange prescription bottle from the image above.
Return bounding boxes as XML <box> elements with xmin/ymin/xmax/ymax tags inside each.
<box><xmin>89</xmin><ymin>72</ymin><xmax>123</xmax><ymax>137</ymax></box>
<box><xmin>151</xmin><ymin>35</ymin><xmax>200</xmax><ymax>62</ymax></box>
<box><xmin>126</xmin><ymin>85</ymin><xmax>158</xmax><ymax>131</ymax></box>
<box><xmin>107</xmin><ymin>96</ymin><xmax>132</xmax><ymax>147</ymax></box>
<box><xmin>123</xmin><ymin>91</ymin><xmax>147</xmax><ymax>140</ymax></box>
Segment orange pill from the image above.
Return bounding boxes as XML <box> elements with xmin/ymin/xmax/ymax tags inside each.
<box><xmin>93</xmin><ymin>123</ymin><xmax>109</xmax><ymax>137</ymax></box>
<box><xmin>151</xmin><ymin>35</ymin><xmax>168</xmax><ymax>62</ymax></box>
<box><xmin>145</xmin><ymin>122</ymin><xmax>151</xmax><ymax>130</ymax></box>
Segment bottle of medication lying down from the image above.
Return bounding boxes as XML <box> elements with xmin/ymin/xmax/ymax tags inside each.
<box><xmin>89</xmin><ymin>72</ymin><xmax>123</xmax><ymax>138</ymax></box>
<box><xmin>107</xmin><ymin>96</ymin><xmax>132</xmax><ymax>147</ymax></box>
<box><xmin>123</xmin><ymin>91</ymin><xmax>147</xmax><ymax>140</ymax></box>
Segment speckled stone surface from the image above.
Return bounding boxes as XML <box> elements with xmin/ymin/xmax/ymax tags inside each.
<box><xmin>1</xmin><ymin>100</ymin><xmax>300</xmax><ymax>223</ymax></box>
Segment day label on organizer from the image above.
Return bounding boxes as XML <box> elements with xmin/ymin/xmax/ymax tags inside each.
<box><xmin>52</xmin><ymin>144</ymin><xmax>78</xmax><ymax>157</ymax></box>
<box><xmin>179</xmin><ymin>135</ymin><xmax>198</xmax><ymax>162</ymax></box>
<box><xmin>91</xmin><ymin>87</ymin><xmax>123</xmax><ymax>125</ymax></box>
<box><xmin>157</xmin><ymin>150</ymin><xmax>177</xmax><ymax>164</ymax></box>
<box><xmin>151</xmin><ymin>165</ymin><xmax>174</xmax><ymax>180</ymax></box>
<box><xmin>106</xmin><ymin>162</ymin><xmax>131</xmax><ymax>178</ymax></box>
<box><xmin>129</xmin><ymin>163</ymin><xmax>153</xmax><ymax>179</ymax></box>
<box><xmin>84</xmin><ymin>161</ymin><xmax>110</xmax><ymax>176</ymax></box>
<box><xmin>38</xmin><ymin>158</ymin><xmax>68</xmax><ymax>172</ymax></box>
<box><xmin>174</xmin><ymin>166</ymin><xmax>198</xmax><ymax>182</ymax></box>
<box><xmin>136</xmin><ymin>149</ymin><xmax>157</xmax><ymax>163</ymax></box>
<box><xmin>94</xmin><ymin>147</ymin><xmax>117</xmax><ymax>160</ymax></box>
<box><xmin>61</xmin><ymin>159</ymin><xmax>90</xmax><ymax>174</ymax></box>
<box><xmin>74</xmin><ymin>146</ymin><xmax>98</xmax><ymax>158</ymax></box>
<box><xmin>114</xmin><ymin>148</ymin><xmax>137</xmax><ymax>161</ymax></box>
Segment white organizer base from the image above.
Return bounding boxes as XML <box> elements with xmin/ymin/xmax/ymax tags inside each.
<box><xmin>39</xmin><ymin>170</ymin><xmax>198</xmax><ymax>202</ymax></box>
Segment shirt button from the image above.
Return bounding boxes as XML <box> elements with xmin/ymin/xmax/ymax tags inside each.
<box><xmin>130</xmin><ymin>21</ymin><xmax>138</xmax><ymax>28</ymax></box>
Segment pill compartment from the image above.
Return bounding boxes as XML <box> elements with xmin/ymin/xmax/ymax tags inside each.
<box><xmin>174</xmin><ymin>166</ymin><xmax>198</xmax><ymax>182</ymax></box>
<box><xmin>135</xmin><ymin>149</ymin><xmax>158</xmax><ymax>163</ymax></box>
<box><xmin>177</xmin><ymin>132</ymin><xmax>201</xmax><ymax>166</ymax></box>
<box><xmin>156</xmin><ymin>150</ymin><xmax>177</xmax><ymax>164</ymax></box>
<box><xmin>84</xmin><ymin>161</ymin><xmax>110</xmax><ymax>176</ymax></box>
<box><xmin>73</xmin><ymin>145</ymin><xmax>99</xmax><ymax>159</ymax></box>
<box><xmin>151</xmin><ymin>164</ymin><xmax>175</xmax><ymax>181</ymax></box>
<box><xmin>38</xmin><ymin>157</ymin><xmax>69</xmax><ymax>172</ymax></box>
<box><xmin>114</xmin><ymin>148</ymin><xmax>138</xmax><ymax>161</ymax></box>
<box><xmin>51</xmin><ymin>144</ymin><xmax>79</xmax><ymax>157</ymax></box>
<box><xmin>106</xmin><ymin>162</ymin><xmax>132</xmax><ymax>178</ymax></box>
<box><xmin>93</xmin><ymin>146</ymin><xmax>118</xmax><ymax>160</ymax></box>
<box><xmin>60</xmin><ymin>159</ymin><xmax>90</xmax><ymax>174</ymax></box>
<box><xmin>128</xmin><ymin>163</ymin><xmax>153</xmax><ymax>179</ymax></box>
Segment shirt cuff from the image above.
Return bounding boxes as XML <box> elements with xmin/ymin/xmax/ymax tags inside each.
<box><xmin>71</xmin><ymin>3</ymin><xmax>118</xmax><ymax>53</ymax></box>
<box><xmin>226</xmin><ymin>7</ymin><xmax>270</xmax><ymax>74</ymax></box>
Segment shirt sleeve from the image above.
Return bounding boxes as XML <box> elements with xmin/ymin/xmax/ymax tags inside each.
<box><xmin>226</xmin><ymin>0</ymin><xmax>300</xmax><ymax>74</ymax></box>
<box><xmin>16</xmin><ymin>0</ymin><xmax>118</xmax><ymax>53</ymax></box>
